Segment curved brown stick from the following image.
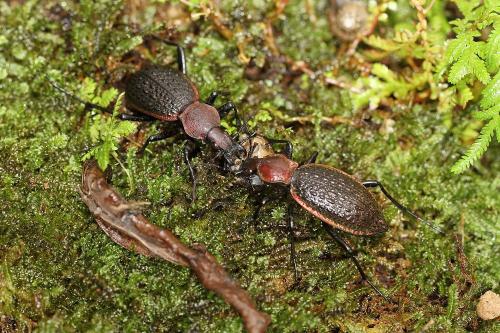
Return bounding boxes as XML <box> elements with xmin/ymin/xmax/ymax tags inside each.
<box><xmin>80</xmin><ymin>160</ymin><xmax>270</xmax><ymax>333</ymax></box>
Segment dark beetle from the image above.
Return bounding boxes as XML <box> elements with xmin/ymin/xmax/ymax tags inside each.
<box><xmin>238</xmin><ymin>135</ymin><xmax>387</xmax><ymax>236</ymax></box>
<box><xmin>51</xmin><ymin>37</ymin><xmax>243</xmax><ymax>164</ymax></box>
<box><xmin>125</xmin><ymin>67</ymin><xmax>198</xmax><ymax>121</ymax></box>
<box><xmin>236</xmin><ymin>134</ymin><xmax>441</xmax><ymax>299</ymax></box>
<box><xmin>50</xmin><ymin>38</ymin><xmax>245</xmax><ymax>201</ymax></box>
<box><xmin>290</xmin><ymin>164</ymin><xmax>387</xmax><ymax>236</ymax></box>
<box><xmin>121</xmin><ymin>39</ymin><xmax>244</xmax><ymax>164</ymax></box>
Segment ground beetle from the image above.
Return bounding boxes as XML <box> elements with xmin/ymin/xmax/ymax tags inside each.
<box><xmin>122</xmin><ymin>38</ymin><xmax>244</xmax><ymax>162</ymax></box>
<box><xmin>51</xmin><ymin>36</ymin><xmax>245</xmax><ymax>201</ymax></box>
<box><xmin>235</xmin><ymin>134</ymin><xmax>442</xmax><ymax>300</ymax></box>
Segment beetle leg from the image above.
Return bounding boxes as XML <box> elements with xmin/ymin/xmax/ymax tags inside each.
<box><xmin>118</xmin><ymin>113</ymin><xmax>157</xmax><ymax>121</ymax></box>
<box><xmin>205</xmin><ymin>91</ymin><xmax>218</xmax><ymax>105</ymax></box>
<box><xmin>287</xmin><ymin>205</ymin><xmax>299</xmax><ymax>284</ymax></box>
<box><xmin>183</xmin><ymin>141</ymin><xmax>197</xmax><ymax>204</ymax></box>
<box><xmin>322</xmin><ymin>224</ymin><xmax>390</xmax><ymax>302</ymax></box>
<box><xmin>49</xmin><ymin>77</ymin><xmax>157</xmax><ymax>123</ymax></box>
<box><xmin>362</xmin><ymin>180</ymin><xmax>443</xmax><ymax>234</ymax></box>
<box><xmin>164</xmin><ymin>41</ymin><xmax>186</xmax><ymax>74</ymax></box>
<box><xmin>304</xmin><ymin>152</ymin><xmax>318</xmax><ymax>165</ymax></box>
<box><xmin>146</xmin><ymin>36</ymin><xmax>187</xmax><ymax>74</ymax></box>
<box><xmin>139</xmin><ymin>129</ymin><xmax>178</xmax><ymax>155</ymax></box>
<box><xmin>265</xmin><ymin>138</ymin><xmax>293</xmax><ymax>159</ymax></box>
<box><xmin>218</xmin><ymin>102</ymin><xmax>251</xmax><ymax>135</ymax></box>
<box><xmin>252</xmin><ymin>195</ymin><xmax>270</xmax><ymax>224</ymax></box>
<box><xmin>48</xmin><ymin>78</ymin><xmax>111</xmax><ymax>114</ymax></box>
<box><xmin>218</xmin><ymin>101</ymin><xmax>237</xmax><ymax>118</ymax></box>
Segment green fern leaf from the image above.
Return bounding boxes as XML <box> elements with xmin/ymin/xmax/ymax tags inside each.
<box><xmin>448</xmin><ymin>46</ymin><xmax>490</xmax><ymax>84</ymax></box>
<box><xmin>437</xmin><ymin>87</ymin><xmax>457</xmax><ymax>114</ymax></box>
<box><xmin>470</xmin><ymin>52</ymin><xmax>491</xmax><ymax>84</ymax></box>
<box><xmin>95</xmin><ymin>87</ymin><xmax>119</xmax><ymax>108</ymax></box>
<box><xmin>81</xmin><ymin>89</ymin><xmax>137</xmax><ymax>170</ymax></box>
<box><xmin>484</xmin><ymin>23</ymin><xmax>499</xmax><ymax>73</ymax></box>
<box><xmin>484</xmin><ymin>1</ymin><xmax>500</xmax><ymax>13</ymax></box>
<box><xmin>112</xmin><ymin>93</ymin><xmax>125</xmax><ymax>116</ymax></box>
<box><xmin>114</xmin><ymin>121</ymin><xmax>137</xmax><ymax>138</ymax></box>
<box><xmin>353</xmin><ymin>64</ymin><xmax>426</xmax><ymax>109</ymax></box>
<box><xmin>474</xmin><ymin>105</ymin><xmax>499</xmax><ymax>120</ymax></box>
<box><xmin>448</xmin><ymin>55</ymin><xmax>470</xmax><ymax>83</ymax></box>
<box><xmin>444</xmin><ymin>32</ymin><xmax>473</xmax><ymax>64</ymax></box>
<box><xmin>80</xmin><ymin>77</ymin><xmax>97</xmax><ymax>101</ymax></box>
<box><xmin>480</xmin><ymin>71</ymin><xmax>500</xmax><ymax>109</ymax></box>
<box><xmin>371</xmin><ymin>63</ymin><xmax>397</xmax><ymax>81</ymax></box>
<box><xmin>452</xmin><ymin>0</ymin><xmax>482</xmax><ymax>18</ymax></box>
<box><xmin>452</xmin><ymin>70</ymin><xmax>499</xmax><ymax>173</ymax></box>
<box><xmin>457</xmin><ymin>83</ymin><xmax>473</xmax><ymax>107</ymax></box>
<box><xmin>451</xmin><ymin>116</ymin><xmax>499</xmax><ymax>174</ymax></box>
<box><xmin>88</xmin><ymin>115</ymin><xmax>101</xmax><ymax>143</ymax></box>
<box><xmin>96</xmin><ymin>140</ymin><xmax>114</xmax><ymax>171</ymax></box>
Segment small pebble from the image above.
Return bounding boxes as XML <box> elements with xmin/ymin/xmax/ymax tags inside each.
<box><xmin>476</xmin><ymin>290</ymin><xmax>500</xmax><ymax>320</ymax></box>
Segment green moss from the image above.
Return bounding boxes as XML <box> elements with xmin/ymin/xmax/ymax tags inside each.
<box><xmin>0</xmin><ymin>1</ymin><xmax>498</xmax><ymax>332</ymax></box>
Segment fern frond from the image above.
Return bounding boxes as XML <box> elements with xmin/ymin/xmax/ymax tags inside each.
<box><xmin>474</xmin><ymin>105</ymin><xmax>500</xmax><ymax>120</ymax></box>
<box><xmin>437</xmin><ymin>87</ymin><xmax>457</xmax><ymax>114</ymax></box>
<box><xmin>452</xmin><ymin>69</ymin><xmax>499</xmax><ymax>174</ymax></box>
<box><xmin>480</xmin><ymin>71</ymin><xmax>500</xmax><ymax>109</ymax></box>
<box><xmin>451</xmin><ymin>116</ymin><xmax>499</xmax><ymax>174</ymax></box>
<box><xmin>457</xmin><ymin>83</ymin><xmax>473</xmax><ymax>107</ymax></box>
<box><xmin>82</xmin><ymin>90</ymin><xmax>137</xmax><ymax>170</ymax></box>
<box><xmin>94</xmin><ymin>87</ymin><xmax>119</xmax><ymax>108</ymax></box>
<box><xmin>371</xmin><ymin>63</ymin><xmax>397</xmax><ymax>81</ymax></box>
<box><xmin>444</xmin><ymin>32</ymin><xmax>474</xmax><ymax>64</ymax></box>
<box><xmin>484</xmin><ymin>23</ymin><xmax>499</xmax><ymax>72</ymax></box>
<box><xmin>452</xmin><ymin>0</ymin><xmax>482</xmax><ymax>18</ymax></box>
<box><xmin>80</xmin><ymin>77</ymin><xmax>97</xmax><ymax>101</ymax></box>
<box><xmin>448</xmin><ymin>44</ymin><xmax>490</xmax><ymax>84</ymax></box>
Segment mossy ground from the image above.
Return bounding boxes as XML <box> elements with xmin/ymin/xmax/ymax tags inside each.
<box><xmin>0</xmin><ymin>1</ymin><xmax>498</xmax><ymax>332</ymax></box>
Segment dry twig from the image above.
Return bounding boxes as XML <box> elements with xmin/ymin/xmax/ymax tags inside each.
<box><xmin>80</xmin><ymin>160</ymin><xmax>270</xmax><ymax>333</ymax></box>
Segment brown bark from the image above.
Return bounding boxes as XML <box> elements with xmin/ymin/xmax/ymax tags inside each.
<box><xmin>80</xmin><ymin>160</ymin><xmax>270</xmax><ymax>333</ymax></box>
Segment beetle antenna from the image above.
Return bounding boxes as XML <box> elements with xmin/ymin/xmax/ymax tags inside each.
<box><xmin>362</xmin><ymin>180</ymin><xmax>443</xmax><ymax>234</ymax></box>
<box><xmin>47</xmin><ymin>76</ymin><xmax>112</xmax><ymax>114</ymax></box>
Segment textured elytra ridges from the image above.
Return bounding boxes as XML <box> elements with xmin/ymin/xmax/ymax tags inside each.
<box><xmin>125</xmin><ymin>66</ymin><xmax>198</xmax><ymax>119</ymax></box>
<box><xmin>290</xmin><ymin>164</ymin><xmax>388</xmax><ymax>235</ymax></box>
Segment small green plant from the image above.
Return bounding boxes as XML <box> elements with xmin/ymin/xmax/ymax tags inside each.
<box><xmin>352</xmin><ymin>0</ymin><xmax>448</xmax><ymax>110</ymax></box>
<box><xmin>352</xmin><ymin>0</ymin><xmax>499</xmax><ymax>173</ymax></box>
<box><xmin>247</xmin><ymin>109</ymin><xmax>273</xmax><ymax>128</ymax></box>
<box><xmin>80</xmin><ymin>78</ymin><xmax>137</xmax><ymax>170</ymax></box>
<box><xmin>439</xmin><ymin>0</ymin><xmax>499</xmax><ymax>174</ymax></box>
<box><xmin>353</xmin><ymin>62</ymin><xmax>432</xmax><ymax>110</ymax></box>
<box><xmin>450</xmin><ymin>72</ymin><xmax>499</xmax><ymax>174</ymax></box>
